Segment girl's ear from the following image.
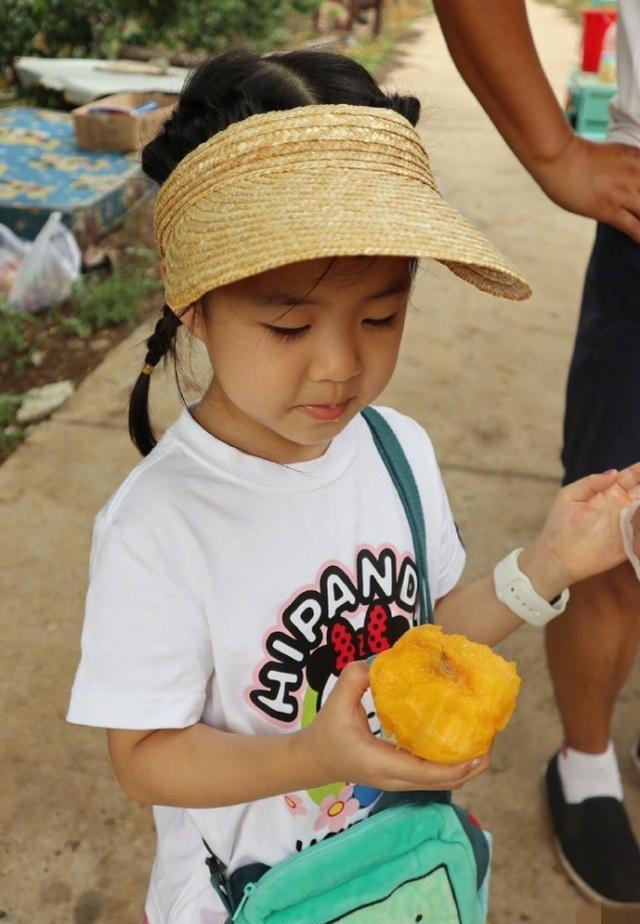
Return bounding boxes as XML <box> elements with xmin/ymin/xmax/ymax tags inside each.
<box><xmin>179</xmin><ymin>301</ymin><xmax>207</xmax><ymax>343</ymax></box>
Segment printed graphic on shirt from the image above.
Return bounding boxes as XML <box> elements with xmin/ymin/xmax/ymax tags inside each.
<box><xmin>329</xmin><ymin>864</ymin><xmax>461</xmax><ymax>923</ymax></box>
<box><xmin>248</xmin><ymin>545</ymin><xmax>419</xmax><ymax>838</ymax></box>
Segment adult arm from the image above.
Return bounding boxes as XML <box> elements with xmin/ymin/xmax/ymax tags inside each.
<box><xmin>432</xmin><ymin>0</ymin><xmax>640</xmax><ymax>241</ymax></box>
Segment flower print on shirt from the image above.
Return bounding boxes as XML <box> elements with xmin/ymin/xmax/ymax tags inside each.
<box><xmin>284</xmin><ymin>793</ymin><xmax>308</xmax><ymax>817</ymax></box>
<box><xmin>314</xmin><ymin>785</ymin><xmax>360</xmax><ymax>833</ymax></box>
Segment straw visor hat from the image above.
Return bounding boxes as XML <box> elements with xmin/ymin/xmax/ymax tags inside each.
<box><xmin>154</xmin><ymin>104</ymin><xmax>531</xmax><ymax>312</ymax></box>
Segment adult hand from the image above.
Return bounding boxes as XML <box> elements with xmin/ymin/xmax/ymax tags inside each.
<box><xmin>300</xmin><ymin>661</ymin><xmax>491</xmax><ymax>792</ymax></box>
<box><xmin>521</xmin><ymin>463</ymin><xmax>640</xmax><ymax>597</ymax></box>
<box><xmin>533</xmin><ymin>135</ymin><xmax>640</xmax><ymax>244</ymax></box>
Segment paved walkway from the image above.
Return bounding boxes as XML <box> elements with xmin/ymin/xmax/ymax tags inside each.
<box><xmin>2</xmin><ymin>4</ymin><xmax>639</xmax><ymax>922</ymax></box>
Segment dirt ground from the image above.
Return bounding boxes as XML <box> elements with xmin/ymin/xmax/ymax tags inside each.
<box><xmin>1</xmin><ymin>3</ymin><xmax>639</xmax><ymax>923</ymax></box>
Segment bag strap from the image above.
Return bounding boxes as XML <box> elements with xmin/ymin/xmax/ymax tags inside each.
<box><xmin>202</xmin><ymin>839</ymin><xmax>234</xmax><ymax>916</ymax></box>
<box><xmin>361</xmin><ymin>407</ymin><xmax>451</xmax><ymax>826</ymax></box>
<box><xmin>361</xmin><ymin>406</ymin><xmax>433</xmax><ymax>624</ymax></box>
<box><xmin>362</xmin><ymin>408</ymin><xmax>490</xmax><ymax>889</ymax></box>
<box><xmin>203</xmin><ymin>838</ymin><xmax>269</xmax><ymax>916</ymax></box>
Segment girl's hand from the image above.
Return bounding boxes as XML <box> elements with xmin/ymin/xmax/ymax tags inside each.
<box><xmin>521</xmin><ymin>464</ymin><xmax>640</xmax><ymax>597</ymax></box>
<box><xmin>298</xmin><ymin>661</ymin><xmax>490</xmax><ymax>792</ymax></box>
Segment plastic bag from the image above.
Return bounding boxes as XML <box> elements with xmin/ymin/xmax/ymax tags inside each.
<box><xmin>0</xmin><ymin>223</ymin><xmax>28</xmax><ymax>296</ymax></box>
<box><xmin>621</xmin><ymin>501</ymin><xmax>640</xmax><ymax>581</ymax></box>
<box><xmin>1</xmin><ymin>212</ymin><xmax>81</xmax><ymax>313</ymax></box>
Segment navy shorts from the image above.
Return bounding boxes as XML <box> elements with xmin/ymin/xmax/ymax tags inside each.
<box><xmin>562</xmin><ymin>222</ymin><xmax>640</xmax><ymax>485</ymax></box>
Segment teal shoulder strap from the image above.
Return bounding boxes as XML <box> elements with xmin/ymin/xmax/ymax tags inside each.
<box><xmin>361</xmin><ymin>407</ymin><xmax>433</xmax><ymax>625</ymax></box>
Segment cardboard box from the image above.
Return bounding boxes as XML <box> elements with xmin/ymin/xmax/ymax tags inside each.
<box><xmin>72</xmin><ymin>91</ymin><xmax>177</xmax><ymax>152</ymax></box>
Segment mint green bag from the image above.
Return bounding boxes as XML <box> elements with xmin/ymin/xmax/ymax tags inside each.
<box><xmin>228</xmin><ymin>801</ymin><xmax>489</xmax><ymax>924</ymax></box>
<box><xmin>204</xmin><ymin>408</ymin><xmax>491</xmax><ymax>924</ymax></box>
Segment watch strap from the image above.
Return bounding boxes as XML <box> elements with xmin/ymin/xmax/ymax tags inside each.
<box><xmin>494</xmin><ymin>548</ymin><xmax>569</xmax><ymax>628</ymax></box>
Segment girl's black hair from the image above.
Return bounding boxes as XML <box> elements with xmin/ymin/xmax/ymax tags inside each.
<box><xmin>130</xmin><ymin>48</ymin><xmax>421</xmax><ymax>456</ymax></box>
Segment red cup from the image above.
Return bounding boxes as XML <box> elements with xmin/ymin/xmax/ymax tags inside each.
<box><xmin>581</xmin><ymin>9</ymin><xmax>618</xmax><ymax>73</ymax></box>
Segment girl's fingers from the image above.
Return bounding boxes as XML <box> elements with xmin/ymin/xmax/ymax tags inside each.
<box><xmin>563</xmin><ymin>470</ymin><xmax>618</xmax><ymax>502</ymax></box>
<box><xmin>329</xmin><ymin>660</ymin><xmax>370</xmax><ymax>707</ymax></box>
<box><xmin>616</xmin><ymin>462</ymin><xmax>640</xmax><ymax>493</ymax></box>
<box><xmin>426</xmin><ymin>759</ymin><xmax>490</xmax><ymax>791</ymax></box>
<box><xmin>373</xmin><ymin>739</ymin><xmax>491</xmax><ymax>789</ymax></box>
<box><xmin>383</xmin><ymin>755</ymin><xmax>491</xmax><ymax>792</ymax></box>
<box><xmin>448</xmin><ymin>756</ymin><xmax>492</xmax><ymax>788</ymax></box>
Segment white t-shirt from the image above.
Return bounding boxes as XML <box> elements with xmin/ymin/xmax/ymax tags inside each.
<box><xmin>67</xmin><ymin>406</ymin><xmax>465</xmax><ymax>924</ymax></box>
<box><xmin>608</xmin><ymin>0</ymin><xmax>640</xmax><ymax>148</ymax></box>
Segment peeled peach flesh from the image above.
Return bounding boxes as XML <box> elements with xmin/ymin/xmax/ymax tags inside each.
<box><xmin>370</xmin><ymin>624</ymin><xmax>521</xmax><ymax>764</ymax></box>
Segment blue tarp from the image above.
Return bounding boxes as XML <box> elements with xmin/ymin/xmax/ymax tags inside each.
<box><xmin>0</xmin><ymin>107</ymin><xmax>152</xmax><ymax>243</ymax></box>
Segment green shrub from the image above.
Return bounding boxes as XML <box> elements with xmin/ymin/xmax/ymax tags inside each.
<box><xmin>0</xmin><ymin>0</ymin><xmax>322</xmax><ymax>68</ymax></box>
<box><xmin>166</xmin><ymin>0</ymin><xmax>320</xmax><ymax>52</ymax></box>
<box><xmin>0</xmin><ymin>1</ymin><xmax>40</xmax><ymax>70</ymax></box>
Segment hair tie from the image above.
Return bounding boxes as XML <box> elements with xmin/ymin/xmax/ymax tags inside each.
<box><xmin>141</xmin><ymin>363</ymin><xmax>155</xmax><ymax>376</ymax></box>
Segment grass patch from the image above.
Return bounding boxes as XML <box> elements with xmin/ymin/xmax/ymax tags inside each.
<box><xmin>0</xmin><ymin>392</ymin><xmax>24</xmax><ymax>456</ymax></box>
<box><xmin>539</xmin><ymin>0</ymin><xmax>591</xmax><ymax>21</ymax></box>
<box><xmin>349</xmin><ymin>34</ymin><xmax>396</xmax><ymax>72</ymax></box>
<box><xmin>0</xmin><ymin>302</ymin><xmax>42</xmax><ymax>374</ymax></box>
<box><xmin>62</xmin><ymin>264</ymin><xmax>162</xmax><ymax>340</ymax></box>
<box><xmin>347</xmin><ymin>0</ymin><xmax>433</xmax><ymax>74</ymax></box>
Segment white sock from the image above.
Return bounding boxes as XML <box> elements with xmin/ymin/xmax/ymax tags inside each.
<box><xmin>558</xmin><ymin>741</ymin><xmax>624</xmax><ymax>804</ymax></box>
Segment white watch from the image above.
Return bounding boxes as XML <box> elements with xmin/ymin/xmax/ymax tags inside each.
<box><xmin>493</xmin><ymin>548</ymin><xmax>570</xmax><ymax>627</ymax></box>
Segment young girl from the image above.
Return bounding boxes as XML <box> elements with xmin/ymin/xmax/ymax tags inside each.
<box><xmin>67</xmin><ymin>49</ymin><xmax>640</xmax><ymax>924</ymax></box>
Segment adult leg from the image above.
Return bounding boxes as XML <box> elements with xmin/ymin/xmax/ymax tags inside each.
<box><xmin>546</xmin><ymin>565</ymin><xmax>640</xmax><ymax>756</ymax></box>
<box><xmin>546</xmin><ymin>222</ymin><xmax>640</xmax><ymax>905</ymax></box>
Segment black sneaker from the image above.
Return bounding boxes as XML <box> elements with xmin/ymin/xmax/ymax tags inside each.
<box><xmin>546</xmin><ymin>753</ymin><xmax>640</xmax><ymax>906</ymax></box>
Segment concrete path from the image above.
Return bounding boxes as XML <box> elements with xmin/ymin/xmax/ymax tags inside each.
<box><xmin>2</xmin><ymin>4</ymin><xmax>639</xmax><ymax>922</ymax></box>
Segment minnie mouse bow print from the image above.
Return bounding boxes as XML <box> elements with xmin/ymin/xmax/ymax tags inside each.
<box><xmin>307</xmin><ymin>602</ymin><xmax>409</xmax><ymax>691</ymax></box>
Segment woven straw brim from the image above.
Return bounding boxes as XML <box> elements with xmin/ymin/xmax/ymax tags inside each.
<box><xmin>162</xmin><ymin>171</ymin><xmax>530</xmax><ymax>310</ymax></box>
<box><xmin>155</xmin><ymin>105</ymin><xmax>531</xmax><ymax>310</ymax></box>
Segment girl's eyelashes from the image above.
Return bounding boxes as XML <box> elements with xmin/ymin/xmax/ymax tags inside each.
<box><xmin>364</xmin><ymin>312</ymin><xmax>399</xmax><ymax>330</ymax></box>
<box><xmin>265</xmin><ymin>324</ymin><xmax>310</xmax><ymax>341</ymax></box>
<box><xmin>265</xmin><ymin>313</ymin><xmax>399</xmax><ymax>341</ymax></box>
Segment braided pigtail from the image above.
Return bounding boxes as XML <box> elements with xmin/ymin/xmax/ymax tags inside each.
<box><xmin>128</xmin><ymin>305</ymin><xmax>182</xmax><ymax>456</ymax></box>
